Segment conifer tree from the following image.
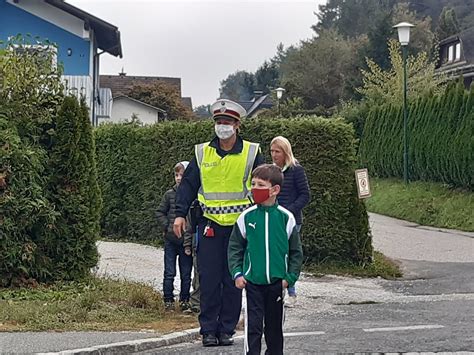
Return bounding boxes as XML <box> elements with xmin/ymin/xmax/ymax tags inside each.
<box><xmin>437</xmin><ymin>7</ymin><xmax>460</xmax><ymax>40</ymax></box>
<box><xmin>46</xmin><ymin>96</ymin><xmax>99</xmax><ymax>280</ymax></box>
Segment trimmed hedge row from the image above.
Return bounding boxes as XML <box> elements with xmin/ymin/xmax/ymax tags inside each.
<box><xmin>95</xmin><ymin>118</ymin><xmax>372</xmax><ymax>264</ymax></box>
<box><xmin>359</xmin><ymin>82</ymin><xmax>473</xmax><ymax>189</ymax></box>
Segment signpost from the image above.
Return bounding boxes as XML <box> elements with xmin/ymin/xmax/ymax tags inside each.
<box><xmin>355</xmin><ymin>168</ymin><xmax>371</xmax><ymax>199</ymax></box>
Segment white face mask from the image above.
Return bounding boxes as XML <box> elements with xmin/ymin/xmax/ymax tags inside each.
<box><xmin>215</xmin><ymin>124</ymin><xmax>235</xmax><ymax>140</ymax></box>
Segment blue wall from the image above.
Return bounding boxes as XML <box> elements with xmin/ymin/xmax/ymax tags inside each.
<box><xmin>0</xmin><ymin>1</ymin><xmax>91</xmax><ymax>75</ymax></box>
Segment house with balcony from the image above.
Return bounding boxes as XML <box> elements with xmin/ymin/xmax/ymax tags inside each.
<box><xmin>0</xmin><ymin>0</ymin><xmax>122</xmax><ymax>125</ymax></box>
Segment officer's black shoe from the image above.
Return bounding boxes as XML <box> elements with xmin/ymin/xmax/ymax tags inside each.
<box><xmin>202</xmin><ymin>334</ymin><xmax>218</xmax><ymax>347</ymax></box>
<box><xmin>218</xmin><ymin>333</ymin><xmax>234</xmax><ymax>346</ymax></box>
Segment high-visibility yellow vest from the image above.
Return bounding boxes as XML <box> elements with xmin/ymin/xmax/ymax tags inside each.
<box><xmin>196</xmin><ymin>140</ymin><xmax>259</xmax><ymax>226</ymax></box>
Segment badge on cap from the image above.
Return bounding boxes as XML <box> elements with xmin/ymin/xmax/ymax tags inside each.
<box><xmin>210</xmin><ymin>99</ymin><xmax>247</xmax><ymax>121</ymax></box>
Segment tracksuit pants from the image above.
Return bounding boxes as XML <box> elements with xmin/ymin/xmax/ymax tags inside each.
<box><xmin>246</xmin><ymin>280</ymin><xmax>284</xmax><ymax>355</ymax></box>
<box><xmin>197</xmin><ymin>219</ymin><xmax>242</xmax><ymax>335</ymax></box>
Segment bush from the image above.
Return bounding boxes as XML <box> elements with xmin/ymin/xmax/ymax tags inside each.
<box><xmin>359</xmin><ymin>81</ymin><xmax>473</xmax><ymax>189</ymax></box>
<box><xmin>0</xmin><ymin>35</ymin><xmax>63</xmax><ymax>286</ymax></box>
<box><xmin>0</xmin><ymin>113</ymin><xmax>57</xmax><ymax>286</ymax></box>
<box><xmin>1</xmin><ymin>37</ymin><xmax>101</xmax><ymax>285</ymax></box>
<box><xmin>95</xmin><ymin>118</ymin><xmax>372</xmax><ymax>264</ymax></box>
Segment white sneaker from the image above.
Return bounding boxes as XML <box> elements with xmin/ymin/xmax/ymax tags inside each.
<box><xmin>284</xmin><ymin>294</ymin><xmax>297</xmax><ymax>308</ymax></box>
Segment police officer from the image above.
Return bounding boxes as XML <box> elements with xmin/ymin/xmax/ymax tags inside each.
<box><xmin>173</xmin><ymin>99</ymin><xmax>264</xmax><ymax>347</ymax></box>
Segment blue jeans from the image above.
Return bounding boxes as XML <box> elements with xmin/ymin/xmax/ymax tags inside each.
<box><xmin>288</xmin><ymin>224</ymin><xmax>302</xmax><ymax>297</ymax></box>
<box><xmin>163</xmin><ymin>240</ymin><xmax>193</xmax><ymax>302</ymax></box>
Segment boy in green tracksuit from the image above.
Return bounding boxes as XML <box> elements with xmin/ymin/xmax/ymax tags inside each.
<box><xmin>228</xmin><ymin>164</ymin><xmax>303</xmax><ymax>355</ymax></box>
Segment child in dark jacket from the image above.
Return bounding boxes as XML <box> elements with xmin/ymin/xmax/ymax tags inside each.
<box><xmin>228</xmin><ymin>164</ymin><xmax>303</xmax><ymax>355</ymax></box>
<box><xmin>157</xmin><ymin>161</ymin><xmax>193</xmax><ymax>312</ymax></box>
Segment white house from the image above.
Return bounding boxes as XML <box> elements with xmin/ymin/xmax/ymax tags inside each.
<box><xmin>99</xmin><ymin>95</ymin><xmax>166</xmax><ymax>125</ymax></box>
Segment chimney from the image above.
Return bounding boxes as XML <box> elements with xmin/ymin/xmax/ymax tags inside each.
<box><xmin>253</xmin><ymin>90</ymin><xmax>263</xmax><ymax>101</ymax></box>
<box><xmin>119</xmin><ymin>67</ymin><xmax>126</xmax><ymax>77</ymax></box>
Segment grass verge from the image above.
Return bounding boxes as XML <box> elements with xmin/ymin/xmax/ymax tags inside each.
<box><xmin>0</xmin><ymin>277</ymin><xmax>197</xmax><ymax>332</ymax></box>
<box><xmin>365</xmin><ymin>178</ymin><xmax>473</xmax><ymax>232</ymax></box>
<box><xmin>304</xmin><ymin>251</ymin><xmax>402</xmax><ymax>279</ymax></box>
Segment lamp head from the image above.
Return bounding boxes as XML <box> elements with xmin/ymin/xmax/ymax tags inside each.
<box><xmin>393</xmin><ymin>22</ymin><xmax>414</xmax><ymax>46</ymax></box>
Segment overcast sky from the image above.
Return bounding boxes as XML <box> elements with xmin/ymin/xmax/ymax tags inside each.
<box><xmin>69</xmin><ymin>0</ymin><xmax>326</xmax><ymax>107</ymax></box>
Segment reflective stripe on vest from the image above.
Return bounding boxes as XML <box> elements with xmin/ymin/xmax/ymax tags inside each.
<box><xmin>195</xmin><ymin>140</ymin><xmax>259</xmax><ymax>226</ymax></box>
<box><xmin>199</xmin><ymin>202</ymin><xmax>250</xmax><ymax>215</ymax></box>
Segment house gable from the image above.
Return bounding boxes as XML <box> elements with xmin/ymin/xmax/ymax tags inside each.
<box><xmin>0</xmin><ymin>0</ymin><xmax>91</xmax><ymax>76</ymax></box>
<box><xmin>6</xmin><ymin>0</ymin><xmax>89</xmax><ymax>38</ymax></box>
<box><xmin>107</xmin><ymin>96</ymin><xmax>165</xmax><ymax>125</ymax></box>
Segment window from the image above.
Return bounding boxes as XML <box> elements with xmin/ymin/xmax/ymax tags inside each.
<box><xmin>12</xmin><ymin>44</ymin><xmax>58</xmax><ymax>69</ymax></box>
<box><xmin>455</xmin><ymin>42</ymin><xmax>461</xmax><ymax>61</ymax></box>
<box><xmin>447</xmin><ymin>42</ymin><xmax>462</xmax><ymax>63</ymax></box>
<box><xmin>448</xmin><ymin>45</ymin><xmax>454</xmax><ymax>62</ymax></box>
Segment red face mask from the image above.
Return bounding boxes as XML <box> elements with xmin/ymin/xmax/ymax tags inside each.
<box><xmin>251</xmin><ymin>188</ymin><xmax>271</xmax><ymax>204</ymax></box>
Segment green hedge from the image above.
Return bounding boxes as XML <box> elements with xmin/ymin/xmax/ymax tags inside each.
<box><xmin>95</xmin><ymin>118</ymin><xmax>372</xmax><ymax>264</ymax></box>
<box><xmin>359</xmin><ymin>82</ymin><xmax>473</xmax><ymax>189</ymax></box>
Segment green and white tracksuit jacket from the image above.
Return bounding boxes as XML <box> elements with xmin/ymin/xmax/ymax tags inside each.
<box><xmin>228</xmin><ymin>203</ymin><xmax>303</xmax><ymax>287</ymax></box>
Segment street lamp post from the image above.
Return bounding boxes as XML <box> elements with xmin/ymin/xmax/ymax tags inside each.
<box><xmin>275</xmin><ymin>87</ymin><xmax>285</xmax><ymax>117</ymax></box>
<box><xmin>393</xmin><ymin>22</ymin><xmax>414</xmax><ymax>185</ymax></box>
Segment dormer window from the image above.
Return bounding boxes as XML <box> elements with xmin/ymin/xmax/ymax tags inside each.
<box><xmin>447</xmin><ymin>42</ymin><xmax>462</xmax><ymax>63</ymax></box>
<box><xmin>455</xmin><ymin>42</ymin><xmax>461</xmax><ymax>61</ymax></box>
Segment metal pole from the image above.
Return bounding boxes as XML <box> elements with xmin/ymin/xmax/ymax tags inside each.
<box><xmin>402</xmin><ymin>45</ymin><xmax>409</xmax><ymax>184</ymax></box>
<box><xmin>278</xmin><ymin>99</ymin><xmax>281</xmax><ymax>117</ymax></box>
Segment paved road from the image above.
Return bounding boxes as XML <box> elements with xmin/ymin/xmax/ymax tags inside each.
<box><xmin>1</xmin><ymin>213</ymin><xmax>473</xmax><ymax>354</ymax></box>
<box><xmin>138</xmin><ymin>213</ymin><xmax>474</xmax><ymax>354</ymax></box>
<box><xmin>369</xmin><ymin>213</ymin><xmax>474</xmax><ymax>263</ymax></box>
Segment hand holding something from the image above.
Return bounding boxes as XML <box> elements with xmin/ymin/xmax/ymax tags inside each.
<box><xmin>282</xmin><ymin>279</ymin><xmax>289</xmax><ymax>289</ymax></box>
<box><xmin>235</xmin><ymin>276</ymin><xmax>247</xmax><ymax>289</ymax></box>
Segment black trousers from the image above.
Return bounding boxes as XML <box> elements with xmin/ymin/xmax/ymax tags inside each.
<box><xmin>197</xmin><ymin>219</ymin><xmax>242</xmax><ymax>335</ymax></box>
<box><xmin>246</xmin><ymin>280</ymin><xmax>284</xmax><ymax>355</ymax></box>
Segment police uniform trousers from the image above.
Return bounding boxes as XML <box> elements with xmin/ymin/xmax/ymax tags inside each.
<box><xmin>197</xmin><ymin>218</ymin><xmax>242</xmax><ymax>336</ymax></box>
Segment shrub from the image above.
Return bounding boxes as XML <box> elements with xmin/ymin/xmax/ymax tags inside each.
<box><xmin>95</xmin><ymin>118</ymin><xmax>372</xmax><ymax>264</ymax></box>
<box><xmin>0</xmin><ymin>111</ymin><xmax>57</xmax><ymax>286</ymax></box>
<box><xmin>0</xmin><ymin>35</ymin><xmax>62</xmax><ymax>286</ymax></box>
<box><xmin>1</xmin><ymin>37</ymin><xmax>101</xmax><ymax>285</ymax></box>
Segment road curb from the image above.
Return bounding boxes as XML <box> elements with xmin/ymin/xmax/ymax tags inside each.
<box><xmin>37</xmin><ymin>328</ymin><xmax>201</xmax><ymax>355</ymax></box>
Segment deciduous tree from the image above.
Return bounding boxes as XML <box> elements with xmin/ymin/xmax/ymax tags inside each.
<box><xmin>357</xmin><ymin>39</ymin><xmax>446</xmax><ymax>106</ymax></box>
<box><xmin>128</xmin><ymin>81</ymin><xmax>194</xmax><ymax>120</ymax></box>
<box><xmin>219</xmin><ymin>70</ymin><xmax>256</xmax><ymax>102</ymax></box>
<box><xmin>280</xmin><ymin>29</ymin><xmax>356</xmax><ymax>109</ymax></box>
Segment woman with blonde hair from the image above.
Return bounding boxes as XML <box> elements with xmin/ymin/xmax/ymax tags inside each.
<box><xmin>270</xmin><ymin>136</ymin><xmax>310</xmax><ymax>307</ymax></box>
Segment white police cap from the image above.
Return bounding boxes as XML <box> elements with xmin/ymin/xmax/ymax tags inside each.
<box><xmin>210</xmin><ymin>99</ymin><xmax>247</xmax><ymax>121</ymax></box>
